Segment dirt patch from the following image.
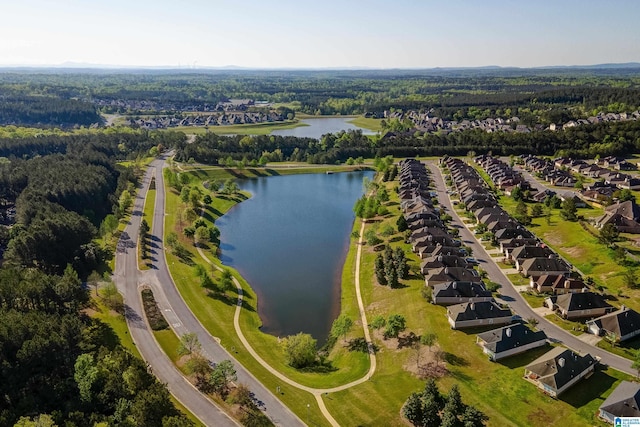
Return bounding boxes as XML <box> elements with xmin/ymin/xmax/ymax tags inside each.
<box><xmin>563</xmin><ymin>246</ymin><xmax>587</xmax><ymax>258</ymax></box>
<box><xmin>543</xmin><ymin>233</ymin><xmax>563</xmax><ymax>246</ymax></box>
<box><xmin>527</xmin><ymin>408</ymin><xmax>553</xmax><ymax>426</ymax></box>
<box><xmin>403</xmin><ymin>345</ymin><xmax>448</xmax><ymax>379</ymax></box>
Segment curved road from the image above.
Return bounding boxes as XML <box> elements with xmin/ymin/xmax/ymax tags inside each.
<box><xmin>427</xmin><ymin>160</ymin><xmax>635</xmax><ymax>375</ymax></box>
<box><xmin>115</xmin><ymin>155</ymin><xmax>304</xmax><ymax>426</ymax></box>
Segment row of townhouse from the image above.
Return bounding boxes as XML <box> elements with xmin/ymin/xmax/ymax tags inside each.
<box><xmin>379</xmin><ymin>109</ymin><xmax>640</xmax><ymax>138</ymax></box>
<box><xmin>129</xmin><ymin>111</ymin><xmax>285</xmax><ymax>129</ymax></box>
<box><xmin>441</xmin><ymin>156</ymin><xmax>603</xmax><ymax>401</ymax></box>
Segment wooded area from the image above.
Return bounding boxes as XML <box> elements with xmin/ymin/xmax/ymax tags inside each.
<box><xmin>0</xmin><ymin>129</ymin><xmax>190</xmax><ymax>426</ymax></box>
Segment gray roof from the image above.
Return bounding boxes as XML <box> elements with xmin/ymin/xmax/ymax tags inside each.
<box><xmin>477</xmin><ymin>323</ymin><xmax>547</xmax><ymax>354</ymax></box>
<box><xmin>555</xmin><ymin>292</ymin><xmax>613</xmax><ymax>313</ymax></box>
<box><xmin>447</xmin><ymin>301</ymin><xmax>511</xmax><ymax>322</ymax></box>
<box><xmin>588</xmin><ymin>307</ymin><xmax>640</xmax><ymax>338</ymax></box>
<box><xmin>599</xmin><ymin>380</ymin><xmax>640</xmax><ymax>418</ymax></box>
<box><xmin>510</xmin><ymin>245</ymin><xmax>554</xmax><ymax>261</ymax></box>
<box><xmin>525</xmin><ymin>347</ymin><xmax>596</xmax><ymax>393</ymax></box>
<box><xmin>521</xmin><ymin>257</ymin><xmax>571</xmax><ymax>274</ymax></box>
<box><xmin>433</xmin><ymin>281</ymin><xmax>492</xmax><ymax>299</ymax></box>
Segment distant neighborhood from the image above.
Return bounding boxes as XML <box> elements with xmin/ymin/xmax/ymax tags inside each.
<box><xmin>375</xmin><ymin>109</ymin><xmax>640</xmax><ymax>136</ymax></box>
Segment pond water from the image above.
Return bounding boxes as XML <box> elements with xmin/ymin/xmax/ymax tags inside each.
<box><xmin>271</xmin><ymin>117</ymin><xmax>376</xmax><ymax>139</ymax></box>
<box><xmin>216</xmin><ymin>171</ymin><xmax>374</xmax><ymax>342</ymax></box>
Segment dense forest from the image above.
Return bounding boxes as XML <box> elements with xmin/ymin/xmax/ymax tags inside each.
<box><xmin>174</xmin><ymin>119</ymin><xmax>640</xmax><ymax>165</ymax></box>
<box><xmin>0</xmin><ymin>129</ymin><xmax>190</xmax><ymax>426</ymax></box>
<box><xmin>2</xmin><ymin>67</ymin><xmax>640</xmax><ymax>123</ymax></box>
<box><xmin>0</xmin><ymin>95</ymin><xmax>101</xmax><ymax>127</ymax></box>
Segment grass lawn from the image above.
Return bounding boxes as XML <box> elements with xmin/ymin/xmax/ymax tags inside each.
<box><xmin>170</xmin><ymin>120</ymin><xmax>305</xmax><ymax>136</ymax></box>
<box><xmin>596</xmin><ymin>335</ymin><xmax>640</xmax><ymax>361</ymax></box>
<box><xmin>519</xmin><ymin>291</ymin><xmax>547</xmax><ymax>308</ymax></box>
<box><xmin>90</xmin><ymin>297</ymin><xmax>141</xmax><ymax>358</ymax></box>
<box><xmin>544</xmin><ymin>314</ymin><xmax>585</xmax><ymax>336</ymax></box>
<box><xmin>507</xmin><ymin>273</ymin><xmax>530</xmax><ymax>288</ymax></box>
<box><xmin>347</xmin><ymin>116</ymin><xmax>383</xmax><ymax>131</ymax></box>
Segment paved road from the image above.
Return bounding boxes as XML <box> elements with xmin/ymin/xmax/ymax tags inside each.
<box><xmin>140</xmin><ymin>155</ymin><xmax>305</xmax><ymax>427</ymax></box>
<box><xmin>427</xmin><ymin>161</ymin><xmax>635</xmax><ymax>375</ymax></box>
<box><xmin>114</xmin><ymin>162</ymin><xmax>238</xmax><ymax>427</ymax></box>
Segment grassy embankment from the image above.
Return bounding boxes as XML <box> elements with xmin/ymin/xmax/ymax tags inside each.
<box><xmin>321</xmin><ymin>174</ymin><xmax>630</xmax><ymax>426</ymax></box>
<box><xmin>347</xmin><ymin>116</ymin><xmax>383</xmax><ymax>132</ymax></box>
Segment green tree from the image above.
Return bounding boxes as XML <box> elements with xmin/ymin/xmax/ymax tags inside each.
<box><xmin>615</xmin><ymin>188</ymin><xmax>636</xmax><ymax>202</ymax></box>
<box><xmin>396</xmin><ymin>215</ymin><xmax>408</xmax><ymax>232</ymax></box>
<box><xmin>177</xmin><ymin>332</ymin><xmax>201</xmax><ymax>356</ymax></box>
<box><xmin>184</xmin><ymin>353</ymin><xmax>213</xmax><ymax>389</ymax></box>
<box><xmin>180</xmin><ymin>186</ymin><xmax>191</xmax><ymax>203</ymax></box>
<box><xmin>599</xmin><ymin>223</ymin><xmax>619</xmax><ymax>246</ymax></box>
<box><xmin>220</xmin><ymin>268</ymin><xmax>234</xmax><ymax>293</ymax></box>
<box><xmin>375</xmin><ymin>254</ymin><xmax>387</xmax><ymax>285</ymax></box>
<box><xmin>370</xmin><ymin>315</ymin><xmax>386</xmax><ymax>330</ymax></box>
<box><xmin>119</xmin><ymin>189</ymin><xmax>132</xmax><ymax>215</ymax></box>
<box><xmin>530</xmin><ymin>204</ymin><xmax>543</xmax><ymax>218</ymax></box>
<box><xmin>203</xmin><ymin>194</ymin><xmax>212</xmax><ymax>205</ymax></box>
<box><xmin>624</xmin><ymin>267</ymin><xmax>639</xmax><ymax>288</ymax></box>
<box><xmin>559</xmin><ymin>198</ymin><xmax>578</xmax><ymax>221</ymax></box>
<box><xmin>281</xmin><ymin>333</ymin><xmax>317</xmax><ymax>368</ymax></box>
<box><xmin>330</xmin><ymin>314</ymin><xmax>354</xmax><ymax>343</ymax></box>
<box><xmin>462</xmin><ymin>406</ymin><xmax>488</xmax><ymax>427</ymax></box>
<box><xmin>421</xmin><ymin>333</ymin><xmax>437</xmax><ymax>353</ymax></box>
<box><xmin>100</xmin><ymin>214</ymin><xmax>119</xmax><ymax>236</ymax></box>
<box><xmin>384</xmin><ymin>314</ymin><xmax>406</xmax><ymax>339</ymax></box>
<box><xmin>208</xmin><ymin>360</ymin><xmax>237</xmax><ymax>398</ymax></box>
<box><xmin>74</xmin><ymin>353</ymin><xmax>99</xmax><ymax>403</ymax></box>
<box><xmin>14</xmin><ymin>415</ymin><xmax>57</xmax><ymax>427</ymax></box>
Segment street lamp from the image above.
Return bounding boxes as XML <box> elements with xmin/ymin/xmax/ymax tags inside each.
<box><xmin>307</xmin><ymin>403</ymin><xmax>310</xmax><ymax>424</ymax></box>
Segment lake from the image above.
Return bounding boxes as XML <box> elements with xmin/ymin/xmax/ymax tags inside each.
<box><xmin>271</xmin><ymin>117</ymin><xmax>376</xmax><ymax>139</ymax></box>
<box><xmin>216</xmin><ymin>171</ymin><xmax>374</xmax><ymax>342</ymax></box>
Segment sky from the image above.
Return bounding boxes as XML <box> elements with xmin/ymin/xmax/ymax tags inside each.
<box><xmin>1</xmin><ymin>0</ymin><xmax>639</xmax><ymax>69</ymax></box>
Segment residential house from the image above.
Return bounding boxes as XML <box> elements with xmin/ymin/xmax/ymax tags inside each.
<box><xmin>524</xmin><ymin>347</ymin><xmax>596</xmax><ymax>398</ymax></box>
<box><xmin>431</xmin><ymin>281</ymin><xmax>493</xmax><ymax>306</ymax></box>
<box><xmin>520</xmin><ymin>257</ymin><xmax>571</xmax><ymax>278</ymax></box>
<box><xmin>530</xmin><ymin>275</ymin><xmax>587</xmax><ymax>294</ymax></box>
<box><xmin>476</xmin><ymin>323</ymin><xmax>547</xmax><ymax>361</ymax></box>
<box><xmin>598</xmin><ymin>381</ymin><xmax>640</xmax><ymax>423</ymax></box>
<box><xmin>587</xmin><ymin>306</ymin><xmax>640</xmax><ymax>342</ymax></box>
<box><xmin>595</xmin><ymin>199</ymin><xmax>640</xmax><ymax>234</ymax></box>
<box><xmin>546</xmin><ymin>291</ymin><xmax>614</xmax><ymax>320</ymax></box>
<box><xmin>424</xmin><ymin>266</ymin><xmax>481</xmax><ymax>287</ymax></box>
<box><xmin>509</xmin><ymin>246</ymin><xmax>555</xmax><ymax>270</ymax></box>
<box><xmin>420</xmin><ymin>255</ymin><xmax>469</xmax><ymax>274</ymax></box>
<box><xmin>446</xmin><ymin>301</ymin><xmax>513</xmax><ymax>329</ymax></box>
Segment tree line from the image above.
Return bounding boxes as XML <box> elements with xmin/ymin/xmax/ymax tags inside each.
<box><xmin>175</xmin><ymin>119</ymin><xmax>640</xmax><ymax>166</ymax></box>
<box><xmin>0</xmin><ymin>95</ymin><xmax>101</xmax><ymax>127</ymax></box>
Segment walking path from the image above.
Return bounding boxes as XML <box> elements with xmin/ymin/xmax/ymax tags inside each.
<box><xmin>195</xmin><ymin>220</ymin><xmax>377</xmax><ymax>426</ymax></box>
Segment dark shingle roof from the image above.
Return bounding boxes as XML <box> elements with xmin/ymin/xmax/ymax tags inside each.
<box><xmin>555</xmin><ymin>292</ymin><xmax>613</xmax><ymax>313</ymax></box>
<box><xmin>477</xmin><ymin>323</ymin><xmax>547</xmax><ymax>354</ymax></box>
<box><xmin>526</xmin><ymin>347</ymin><xmax>596</xmax><ymax>393</ymax></box>
<box><xmin>432</xmin><ymin>281</ymin><xmax>492</xmax><ymax>299</ymax></box>
<box><xmin>589</xmin><ymin>307</ymin><xmax>640</xmax><ymax>338</ymax></box>
<box><xmin>599</xmin><ymin>381</ymin><xmax>640</xmax><ymax>418</ymax></box>
<box><xmin>447</xmin><ymin>301</ymin><xmax>512</xmax><ymax>321</ymax></box>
